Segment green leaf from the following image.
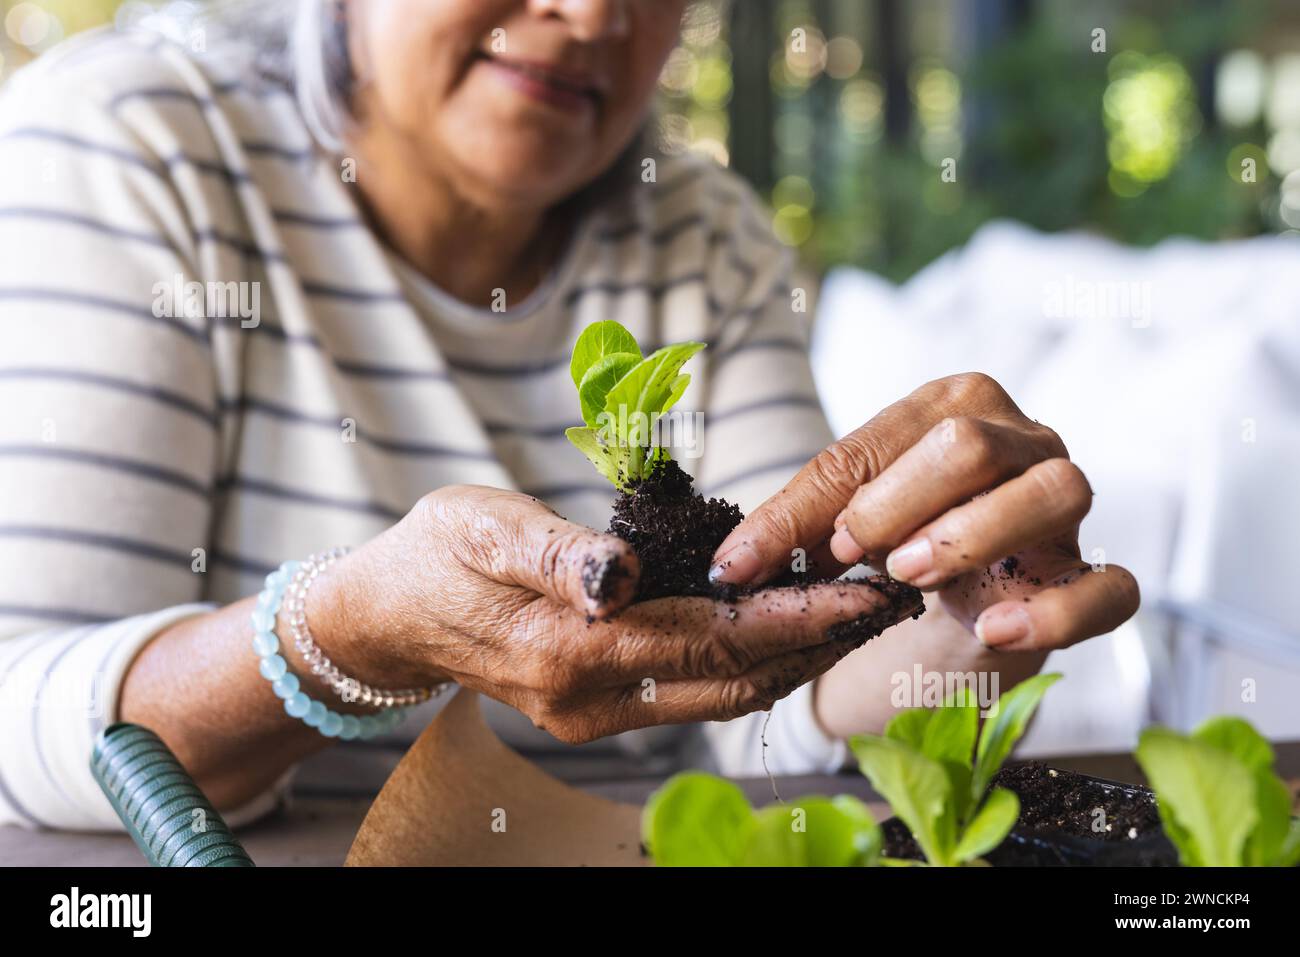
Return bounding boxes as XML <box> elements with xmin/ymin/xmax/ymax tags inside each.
<box><xmin>831</xmin><ymin>795</ymin><xmax>885</xmax><ymax>864</ymax></box>
<box><xmin>886</xmin><ymin>690</ymin><xmax>979</xmax><ymax>768</ymax></box>
<box><xmin>851</xmin><ymin>735</ymin><xmax>956</xmax><ymax>866</ymax></box>
<box><xmin>577</xmin><ymin>352</ymin><xmax>639</xmax><ymax>428</ymax></box>
<box><xmin>1155</xmin><ymin>799</ymin><xmax>1198</xmax><ymax>865</ymax></box>
<box><xmin>604</xmin><ymin>342</ymin><xmax>705</xmax><ymax>422</ymax></box>
<box><xmin>941</xmin><ymin>762</ymin><xmax>976</xmax><ymax>829</ymax></box>
<box><xmin>929</xmin><ymin>690</ymin><xmax>980</xmax><ymax>825</ymax></box>
<box><xmin>1192</xmin><ymin>716</ymin><xmax>1275</xmax><ymax>773</ymax></box>
<box><xmin>642</xmin><ymin>772</ymin><xmax>752</xmax><ymax>866</ymax></box>
<box><xmin>971</xmin><ymin>672</ymin><xmax>1061</xmax><ymax>803</ymax></box>
<box><xmin>569</xmin><ymin>320</ymin><xmax>640</xmax><ymax>390</ymax></box>
<box><xmin>1245</xmin><ymin>767</ymin><xmax>1293</xmax><ymax>867</ymax></box>
<box><xmin>564</xmin><ymin>426</ymin><xmax>624</xmax><ymax>489</ymax></box>
<box><xmin>663</xmin><ymin>372</ymin><xmax>692</xmax><ymax>413</ymax></box>
<box><xmin>886</xmin><ymin>698</ymin><xmax>979</xmax><ymax>827</ymax></box>
<box><xmin>564</xmin><ymin>321</ymin><xmax>706</xmax><ymax>488</ymax></box>
<box><xmin>741</xmin><ymin>796</ymin><xmax>881</xmax><ymax>867</ymax></box>
<box><xmin>1280</xmin><ymin>819</ymin><xmax>1300</xmax><ymax>867</ymax></box>
<box><xmin>883</xmin><ymin>707</ymin><xmax>935</xmax><ymax>752</ymax></box>
<box><xmin>954</xmin><ymin>787</ymin><xmax>1020</xmax><ymax>862</ymax></box>
<box><xmin>924</xmin><ymin>687</ymin><xmax>980</xmax><ymax>766</ymax></box>
<box><xmin>1146</xmin><ymin>716</ymin><xmax>1293</xmax><ymax>867</ymax></box>
<box><xmin>599</xmin><ymin>341</ymin><xmax>704</xmax><ymax>483</ymax></box>
<box><xmin>1135</xmin><ymin>727</ymin><xmax>1258</xmax><ymax>867</ymax></box>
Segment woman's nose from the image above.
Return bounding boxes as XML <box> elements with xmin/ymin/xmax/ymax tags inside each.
<box><xmin>528</xmin><ymin>0</ymin><xmax>631</xmax><ymax>42</ymax></box>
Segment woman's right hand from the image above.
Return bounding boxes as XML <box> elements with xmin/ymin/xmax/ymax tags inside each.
<box><xmin>309</xmin><ymin>485</ymin><xmax>920</xmax><ymax>743</ymax></box>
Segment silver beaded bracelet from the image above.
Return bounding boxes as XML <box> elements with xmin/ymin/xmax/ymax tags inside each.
<box><xmin>282</xmin><ymin>547</ymin><xmax>447</xmax><ymax>709</ymax></box>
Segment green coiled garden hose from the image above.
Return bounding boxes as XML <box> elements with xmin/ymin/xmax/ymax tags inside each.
<box><xmin>90</xmin><ymin>722</ymin><xmax>255</xmax><ymax>867</ymax></box>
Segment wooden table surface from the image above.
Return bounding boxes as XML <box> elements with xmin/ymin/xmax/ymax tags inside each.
<box><xmin>4</xmin><ymin>743</ymin><xmax>1297</xmax><ymax>867</ymax></box>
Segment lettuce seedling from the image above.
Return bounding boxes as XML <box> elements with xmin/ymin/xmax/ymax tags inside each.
<box><xmin>642</xmin><ymin>772</ymin><xmax>882</xmax><ymax>867</ymax></box>
<box><xmin>565</xmin><ymin>320</ymin><xmax>704</xmax><ymax>491</ymax></box>
<box><xmin>849</xmin><ymin>673</ymin><xmax>1061</xmax><ymax>866</ymax></box>
<box><xmin>1135</xmin><ymin>716</ymin><xmax>1300</xmax><ymax>867</ymax></box>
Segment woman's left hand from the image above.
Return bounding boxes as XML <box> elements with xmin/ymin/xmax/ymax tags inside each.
<box><xmin>708</xmin><ymin>372</ymin><xmax>1140</xmax><ymax>653</ymax></box>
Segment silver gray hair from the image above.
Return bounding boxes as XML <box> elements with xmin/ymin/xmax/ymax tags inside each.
<box><xmin>290</xmin><ymin>0</ymin><xmax>352</xmax><ymax>152</ymax></box>
<box><xmin>200</xmin><ymin>0</ymin><xmax>351</xmax><ymax>152</ymax></box>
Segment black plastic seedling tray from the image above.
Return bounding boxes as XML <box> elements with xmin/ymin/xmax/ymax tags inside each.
<box><xmin>991</xmin><ymin>772</ymin><xmax>1178</xmax><ymax>867</ymax></box>
<box><xmin>882</xmin><ymin>766</ymin><xmax>1180</xmax><ymax>867</ymax></box>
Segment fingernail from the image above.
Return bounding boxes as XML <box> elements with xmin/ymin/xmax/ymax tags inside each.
<box><xmin>708</xmin><ymin>541</ymin><xmax>762</xmax><ymax>585</ymax></box>
<box><xmin>975</xmin><ymin>605</ymin><xmax>1033</xmax><ymax>648</ymax></box>
<box><xmin>829</xmin><ymin>527</ymin><xmax>865</xmax><ymax>563</ymax></box>
<box><xmin>885</xmin><ymin>538</ymin><xmax>934</xmax><ymax>584</ymax></box>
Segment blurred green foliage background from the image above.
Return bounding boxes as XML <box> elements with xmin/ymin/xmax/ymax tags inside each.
<box><xmin>662</xmin><ymin>0</ymin><xmax>1298</xmax><ymax>280</ymax></box>
<box><xmin>4</xmin><ymin>0</ymin><xmax>1297</xmax><ymax>282</ymax></box>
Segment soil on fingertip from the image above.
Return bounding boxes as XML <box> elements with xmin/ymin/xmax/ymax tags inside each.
<box><xmin>580</xmin><ymin>552</ymin><xmax>634</xmax><ymax>608</ymax></box>
<box><xmin>605</xmin><ymin>459</ymin><xmax>923</xmax><ymax>649</ymax></box>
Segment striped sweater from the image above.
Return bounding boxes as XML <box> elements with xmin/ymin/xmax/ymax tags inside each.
<box><xmin>0</xmin><ymin>28</ymin><xmax>846</xmax><ymax>832</ymax></box>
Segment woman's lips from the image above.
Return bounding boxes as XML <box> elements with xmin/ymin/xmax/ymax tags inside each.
<box><xmin>480</xmin><ymin>55</ymin><xmax>601</xmax><ymax>114</ymax></box>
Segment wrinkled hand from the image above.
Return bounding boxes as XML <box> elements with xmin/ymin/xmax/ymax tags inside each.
<box><xmin>709</xmin><ymin>373</ymin><xmax>1140</xmax><ymax>653</ymax></box>
<box><xmin>317</xmin><ymin>486</ymin><xmax>918</xmax><ymax>743</ymax></box>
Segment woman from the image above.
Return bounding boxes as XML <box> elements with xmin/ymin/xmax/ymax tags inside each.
<box><xmin>0</xmin><ymin>0</ymin><xmax>1138</xmax><ymax>831</ymax></box>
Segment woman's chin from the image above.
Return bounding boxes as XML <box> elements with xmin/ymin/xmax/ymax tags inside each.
<box><xmin>435</xmin><ymin>95</ymin><xmax>607</xmax><ymax>204</ymax></box>
<box><xmin>446</xmin><ymin>146</ymin><xmax>600</xmax><ymax>209</ymax></box>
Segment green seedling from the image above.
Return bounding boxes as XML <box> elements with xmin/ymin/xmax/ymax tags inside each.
<box><xmin>565</xmin><ymin>319</ymin><xmax>704</xmax><ymax>491</ymax></box>
<box><xmin>1135</xmin><ymin>716</ymin><xmax>1300</xmax><ymax>867</ymax></box>
<box><xmin>849</xmin><ymin>673</ymin><xmax>1062</xmax><ymax>866</ymax></box>
<box><xmin>642</xmin><ymin>772</ymin><xmax>882</xmax><ymax>867</ymax></box>
<box><xmin>642</xmin><ymin>674</ymin><xmax>1062</xmax><ymax>867</ymax></box>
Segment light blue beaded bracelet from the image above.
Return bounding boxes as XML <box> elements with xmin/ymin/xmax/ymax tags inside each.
<box><xmin>252</xmin><ymin>561</ymin><xmax>408</xmax><ymax>740</ymax></box>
